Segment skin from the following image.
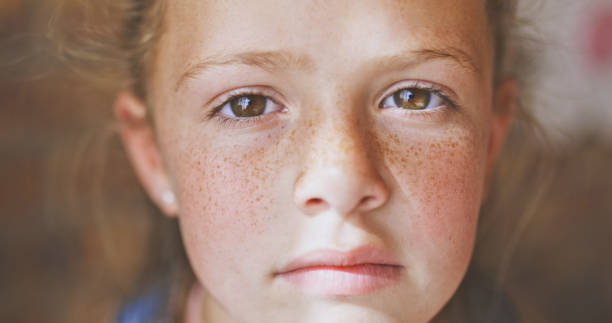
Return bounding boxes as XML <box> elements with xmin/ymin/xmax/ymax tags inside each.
<box><xmin>115</xmin><ymin>0</ymin><xmax>516</xmax><ymax>322</ymax></box>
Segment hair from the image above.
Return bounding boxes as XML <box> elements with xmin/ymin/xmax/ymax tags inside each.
<box><xmin>52</xmin><ymin>0</ymin><xmax>527</xmax><ymax>101</ymax></box>
<box><xmin>47</xmin><ymin>0</ymin><xmax>546</xmax><ymax>322</ymax></box>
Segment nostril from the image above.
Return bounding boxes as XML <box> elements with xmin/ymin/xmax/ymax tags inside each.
<box><xmin>302</xmin><ymin>197</ymin><xmax>330</xmax><ymax>214</ymax></box>
<box><xmin>359</xmin><ymin>195</ymin><xmax>384</xmax><ymax>210</ymax></box>
<box><xmin>294</xmin><ymin>169</ymin><xmax>390</xmax><ymax>215</ymax></box>
<box><xmin>305</xmin><ymin>198</ymin><xmax>326</xmax><ymax>208</ymax></box>
<box><xmin>360</xmin><ymin>195</ymin><xmax>374</xmax><ymax>205</ymax></box>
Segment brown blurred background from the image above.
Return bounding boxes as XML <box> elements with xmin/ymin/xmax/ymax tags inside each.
<box><xmin>1</xmin><ymin>0</ymin><xmax>611</xmax><ymax>322</ymax></box>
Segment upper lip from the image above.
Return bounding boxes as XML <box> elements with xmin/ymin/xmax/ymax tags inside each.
<box><xmin>277</xmin><ymin>245</ymin><xmax>403</xmax><ymax>275</ymax></box>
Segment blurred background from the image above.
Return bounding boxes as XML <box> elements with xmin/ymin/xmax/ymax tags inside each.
<box><xmin>1</xmin><ymin>0</ymin><xmax>611</xmax><ymax>322</ymax></box>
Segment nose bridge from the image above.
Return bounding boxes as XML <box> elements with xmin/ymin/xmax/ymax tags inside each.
<box><xmin>293</xmin><ymin>104</ymin><xmax>389</xmax><ymax>216</ymax></box>
<box><xmin>309</xmin><ymin>108</ymin><xmax>368</xmax><ymax>168</ymax></box>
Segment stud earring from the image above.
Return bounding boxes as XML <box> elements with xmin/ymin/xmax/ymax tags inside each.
<box><xmin>161</xmin><ymin>190</ymin><xmax>176</xmax><ymax>206</ymax></box>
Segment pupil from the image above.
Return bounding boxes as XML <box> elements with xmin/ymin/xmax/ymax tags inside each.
<box><xmin>237</xmin><ymin>97</ymin><xmax>251</xmax><ymax>111</ymax></box>
<box><xmin>231</xmin><ymin>95</ymin><xmax>266</xmax><ymax>117</ymax></box>
<box><xmin>393</xmin><ymin>88</ymin><xmax>430</xmax><ymax>110</ymax></box>
<box><xmin>399</xmin><ymin>90</ymin><xmax>414</xmax><ymax>102</ymax></box>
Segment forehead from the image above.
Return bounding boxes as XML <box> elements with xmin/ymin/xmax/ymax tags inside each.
<box><xmin>158</xmin><ymin>0</ymin><xmax>492</xmax><ymax>83</ymax></box>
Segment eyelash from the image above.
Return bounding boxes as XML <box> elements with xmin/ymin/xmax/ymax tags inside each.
<box><xmin>206</xmin><ymin>81</ymin><xmax>460</xmax><ymax>127</ymax></box>
<box><xmin>378</xmin><ymin>81</ymin><xmax>459</xmax><ymax>111</ymax></box>
<box><xmin>206</xmin><ymin>88</ymin><xmax>285</xmax><ymax>127</ymax></box>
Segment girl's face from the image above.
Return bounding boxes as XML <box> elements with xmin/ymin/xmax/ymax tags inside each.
<box><xmin>118</xmin><ymin>0</ymin><xmax>515</xmax><ymax>322</ymax></box>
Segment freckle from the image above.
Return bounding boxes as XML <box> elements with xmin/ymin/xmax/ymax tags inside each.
<box><xmin>392</xmin><ymin>135</ymin><xmax>400</xmax><ymax>145</ymax></box>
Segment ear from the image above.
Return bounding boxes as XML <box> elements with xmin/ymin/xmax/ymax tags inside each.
<box><xmin>484</xmin><ymin>79</ymin><xmax>517</xmax><ymax>188</ymax></box>
<box><xmin>114</xmin><ymin>91</ymin><xmax>179</xmax><ymax>217</ymax></box>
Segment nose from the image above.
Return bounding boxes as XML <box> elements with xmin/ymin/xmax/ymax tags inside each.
<box><xmin>293</xmin><ymin>116</ymin><xmax>390</xmax><ymax>216</ymax></box>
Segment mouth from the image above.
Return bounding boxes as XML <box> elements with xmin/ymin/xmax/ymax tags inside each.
<box><xmin>275</xmin><ymin>246</ymin><xmax>403</xmax><ymax>296</ymax></box>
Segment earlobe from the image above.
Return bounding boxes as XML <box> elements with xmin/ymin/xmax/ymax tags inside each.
<box><xmin>114</xmin><ymin>92</ymin><xmax>179</xmax><ymax>217</ymax></box>
<box><xmin>484</xmin><ymin>79</ymin><xmax>517</xmax><ymax>194</ymax></box>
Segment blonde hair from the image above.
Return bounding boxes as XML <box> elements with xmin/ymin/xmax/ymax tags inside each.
<box><xmin>52</xmin><ymin>0</ymin><xmax>526</xmax><ymax>100</ymax></box>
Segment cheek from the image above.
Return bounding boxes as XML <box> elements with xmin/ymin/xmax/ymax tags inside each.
<box><xmin>378</xmin><ymin>123</ymin><xmax>487</xmax><ymax>281</ymax></box>
<box><xmin>168</xmin><ymin>138</ymin><xmax>282</xmax><ymax>284</ymax></box>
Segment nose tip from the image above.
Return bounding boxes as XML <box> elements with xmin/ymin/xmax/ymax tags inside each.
<box><xmin>294</xmin><ymin>166</ymin><xmax>390</xmax><ymax>216</ymax></box>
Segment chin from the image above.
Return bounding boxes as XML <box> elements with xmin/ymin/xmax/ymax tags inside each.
<box><xmin>252</xmin><ymin>293</ymin><xmax>438</xmax><ymax>323</ymax></box>
<box><xmin>287</xmin><ymin>301</ymin><xmax>429</xmax><ymax>323</ymax></box>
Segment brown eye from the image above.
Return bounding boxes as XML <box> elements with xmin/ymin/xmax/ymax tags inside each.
<box><xmin>392</xmin><ymin>88</ymin><xmax>431</xmax><ymax>110</ymax></box>
<box><xmin>229</xmin><ymin>95</ymin><xmax>267</xmax><ymax>117</ymax></box>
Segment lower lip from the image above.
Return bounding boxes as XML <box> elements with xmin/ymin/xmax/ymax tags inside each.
<box><xmin>278</xmin><ymin>264</ymin><xmax>402</xmax><ymax>296</ymax></box>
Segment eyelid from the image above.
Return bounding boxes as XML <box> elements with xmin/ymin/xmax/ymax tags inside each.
<box><xmin>376</xmin><ymin>80</ymin><xmax>459</xmax><ymax>110</ymax></box>
<box><xmin>204</xmin><ymin>85</ymin><xmax>286</xmax><ymax>120</ymax></box>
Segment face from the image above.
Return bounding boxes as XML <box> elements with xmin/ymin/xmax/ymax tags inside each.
<box><xmin>117</xmin><ymin>0</ymin><xmax>515</xmax><ymax>322</ymax></box>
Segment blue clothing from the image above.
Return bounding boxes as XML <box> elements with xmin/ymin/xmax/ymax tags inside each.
<box><xmin>116</xmin><ymin>288</ymin><xmax>165</xmax><ymax>323</ymax></box>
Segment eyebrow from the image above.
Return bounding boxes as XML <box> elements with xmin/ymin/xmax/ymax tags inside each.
<box><xmin>385</xmin><ymin>47</ymin><xmax>480</xmax><ymax>75</ymax></box>
<box><xmin>175</xmin><ymin>50</ymin><xmax>313</xmax><ymax>91</ymax></box>
<box><xmin>175</xmin><ymin>46</ymin><xmax>479</xmax><ymax>91</ymax></box>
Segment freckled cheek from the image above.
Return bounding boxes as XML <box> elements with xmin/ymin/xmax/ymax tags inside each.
<box><xmin>168</xmin><ymin>146</ymin><xmax>281</xmax><ymax>276</ymax></box>
<box><xmin>381</xmin><ymin>130</ymin><xmax>486</xmax><ymax>263</ymax></box>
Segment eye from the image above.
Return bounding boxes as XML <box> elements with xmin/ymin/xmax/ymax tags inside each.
<box><xmin>218</xmin><ymin>94</ymin><xmax>281</xmax><ymax>118</ymax></box>
<box><xmin>380</xmin><ymin>88</ymin><xmax>446</xmax><ymax>111</ymax></box>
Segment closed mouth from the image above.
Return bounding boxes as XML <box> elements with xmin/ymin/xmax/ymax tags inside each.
<box><xmin>276</xmin><ymin>246</ymin><xmax>403</xmax><ymax>296</ymax></box>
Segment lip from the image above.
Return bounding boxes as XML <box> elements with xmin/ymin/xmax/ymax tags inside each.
<box><xmin>275</xmin><ymin>245</ymin><xmax>403</xmax><ymax>296</ymax></box>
